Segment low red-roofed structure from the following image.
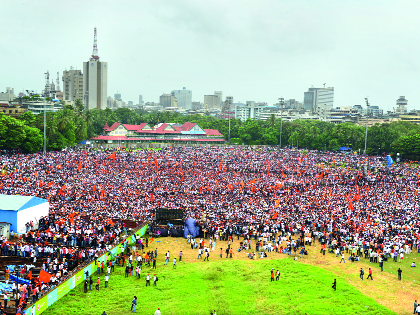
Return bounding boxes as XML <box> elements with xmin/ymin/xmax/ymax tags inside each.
<box><xmin>92</xmin><ymin>122</ymin><xmax>225</xmax><ymax>144</ymax></box>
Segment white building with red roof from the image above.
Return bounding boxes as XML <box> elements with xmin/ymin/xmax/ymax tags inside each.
<box><xmin>91</xmin><ymin>122</ymin><xmax>225</xmax><ymax>144</ymax></box>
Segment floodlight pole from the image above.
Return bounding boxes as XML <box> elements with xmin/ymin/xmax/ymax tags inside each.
<box><xmin>43</xmin><ymin>97</ymin><xmax>46</xmax><ymax>154</ymax></box>
<box><xmin>364</xmin><ymin>98</ymin><xmax>370</xmax><ymax>155</ymax></box>
<box><xmin>279</xmin><ymin>97</ymin><xmax>284</xmax><ymax>148</ymax></box>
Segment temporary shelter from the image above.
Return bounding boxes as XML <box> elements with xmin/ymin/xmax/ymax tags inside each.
<box><xmin>0</xmin><ymin>194</ymin><xmax>49</xmax><ymax>233</ymax></box>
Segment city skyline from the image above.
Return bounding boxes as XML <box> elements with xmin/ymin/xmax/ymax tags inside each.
<box><xmin>1</xmin><ymin>0</ymin><xmax>420</xmax><ymax>111</ymax></box>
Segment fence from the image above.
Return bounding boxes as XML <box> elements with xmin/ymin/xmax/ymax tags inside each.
<box><xmin>24</xmin><ymin>223</ymin><xmax>149</xmax><ymax>315</ymax></box>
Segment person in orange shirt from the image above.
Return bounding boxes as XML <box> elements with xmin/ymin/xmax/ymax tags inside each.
<box><xmin>270</xmin><ymin>269</ymin><xmax>275</xmax><ymax>282</ymax></box>
<box><xmin>96</xmin><ymin>277</ymin><xmax>100</xmax><ymax>291</ymax></box>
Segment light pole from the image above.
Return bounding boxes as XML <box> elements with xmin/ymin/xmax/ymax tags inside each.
<box><xmin>228</xmin><ymin>102</ymin><xmax>231</xmax><ymax>144</ymax></box>
<box><xmin>279</xmin><ymin>97</ymin><xmax>284</xmax><ymax>148</ymax></box>
<box><xmin>363</xmin><ymin>98</ymin><xmax>370</xmax><ymax>155</ymax></box>
<box><xmin>43</xmin><ymin>97</ymin><xmax>46</xmax><ymax>154</ymax></box>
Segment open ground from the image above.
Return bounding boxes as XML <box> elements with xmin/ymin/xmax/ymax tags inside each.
<box><xmin>43</xmin><ymin>235</ymin><xmax>420</xmax><ymax>315</ymax></box>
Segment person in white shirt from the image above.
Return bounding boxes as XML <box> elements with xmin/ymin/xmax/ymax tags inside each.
<box><xmin>154</xmin><ymin>308</ymin><xmax>161</xmax><ymax>315</ymax></box>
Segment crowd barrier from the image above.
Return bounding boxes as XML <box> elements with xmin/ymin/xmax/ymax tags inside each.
<box><xmin>24</xmin><ymin>223</ymin><xmax>148</xmax><ymax>315</ymax></box>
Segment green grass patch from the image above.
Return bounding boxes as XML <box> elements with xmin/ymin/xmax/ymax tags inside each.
<box><xmin>43</xmin><ymin>259</ymin><xmax>395</xmax><ymax>315</ymax></box>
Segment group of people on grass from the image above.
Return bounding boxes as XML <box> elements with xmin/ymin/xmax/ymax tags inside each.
<box><xmin>0</xmin><ymin>146</ymin><xmax>419</xmax><ymax>314</ymax></box>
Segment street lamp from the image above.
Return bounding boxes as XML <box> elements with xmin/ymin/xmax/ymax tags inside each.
<box><xmin>363</xmin><ymin>98</ymin><xmax>370</xmax><ymax>155</ymax></box>
<box><xmin>279</xmin><ymin>97</ymin><xmax>284</xmax><ymax>148</ymax></box>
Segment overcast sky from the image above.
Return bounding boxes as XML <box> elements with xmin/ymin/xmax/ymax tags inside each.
<box><xmin>1</xmin><ymin>0</ymin><xmax>420</xmax><ymax>111</ymax></box>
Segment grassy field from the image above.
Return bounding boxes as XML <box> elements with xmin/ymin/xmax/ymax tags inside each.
<box><xmin>43</xmin><ymin>254</ymin><xmax>396</xmax><ymax>315</ymax></box>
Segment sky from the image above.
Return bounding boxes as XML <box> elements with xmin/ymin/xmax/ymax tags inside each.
<box><xmin>1</xmin><ymin>0</ymin><xmax>420</xmax><ymax>111</ymax></box>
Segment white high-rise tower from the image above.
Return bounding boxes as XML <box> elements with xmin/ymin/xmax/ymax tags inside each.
<box><xmin>83</xmin><ymin>28</ymin><xmax>108</xmax><ymax>110</ymax></box>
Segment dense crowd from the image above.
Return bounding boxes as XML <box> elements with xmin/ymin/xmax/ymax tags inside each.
<box><xmin>0</xmin><ymin>146</ymin><xmax>419</xmax><ymax>313</ymax></box>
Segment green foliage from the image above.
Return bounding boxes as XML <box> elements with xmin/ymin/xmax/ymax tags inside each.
<box><xmin>21</xmin><ymin>126</ymin><xmax>43</xmax><ymax>153</ymax></box>
<box><xmin>392</xmin><ymin>133</ymin><xmax>420</xmax><ymax>160</ymax></box>
<box><xmin>5</xmin><ymin>100</ymin><xmax>420</xmax><ymax>156</ymax></box>
<box><xmin>0</xmin><ymin>113</ymin><xmax>43</xmax><ymax>153</ymax></box>
<box><xmin>230</xmin><ymin>138</ymin><xmax>242</xmax><ymax>145</ymax></box>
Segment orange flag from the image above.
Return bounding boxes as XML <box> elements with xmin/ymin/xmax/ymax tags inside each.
<box><xmin>57</xmin><ymin>185</ymin><xmax>66</xmax><ymax>196</ymax></box>
<box><xmin>0</xmin><ymin>182</ymin><xmax>2</xmax><ymax>190</ymax></box>
<box><xmin>107</xmin><ymin>152</ymin><xmax>116</xmax><ymax>162</ymax></box>
<box><xmin>78</xmin><ymin>161</ymin><xmax>82</xmax><ymax>171</ymax></box>
<box><xmin>39</xmin><ymin>269</ymin><xmax>52</xmax><ymax>283</ymax></box>
<box><xmin>27</xmin><ymin>270</ymin><xmax>33</xmax><ymax>280</ymax></box>
<box><xmin>93</xmin><ymin>184</ymin><xmax>97</xmax><ymax>192</ymax></box>
<box><xmin>150</xmin><ymin>195</ymin><xmax>155</xmax><ymax>203</ymax></box>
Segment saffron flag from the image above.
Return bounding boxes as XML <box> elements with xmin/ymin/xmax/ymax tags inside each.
<box><xmin>107</xmin><ymin>152</ymin><xmax>116</xmax><ymax>162</ymax></box>
<box><xmin>78</xmin><ymin>161</ymin><xmax>82</xmax><ymax>171</ymax></box>
<box><xmin>27</xmin><ymin>270</ymin><xmax>33</xmax><ymax>280</ymax></box>
<box><xmin>57</xmin><ymin>185</ymin><xmax>66</xmax><ymax>196</ymax></box>
<box><xmin>39</xmin><ymin>269</ymin><xmax>52</xmax><ymax>284</ymax></box>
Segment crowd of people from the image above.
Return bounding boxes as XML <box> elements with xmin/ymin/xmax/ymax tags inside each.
<box><xmin>0</xmin><ymin>146</ymin><xmax>419</xmax><ymax>314</ymax></box>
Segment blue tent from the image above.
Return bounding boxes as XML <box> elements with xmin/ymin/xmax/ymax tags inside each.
<box><xmin>386</xmin><ymin>155</ymin><xmax>394</xmax><ymax>167</ymax></box>
<box><xmin>184</xmin><ymin>218</ymin><xmax>199</xmax><ymax>238</ymax></box>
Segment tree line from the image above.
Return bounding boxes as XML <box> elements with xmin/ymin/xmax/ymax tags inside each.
<box><xmin>0</xmin><ymin>101</ymin><xmax>419</xmax><ymax>159</ymax></box>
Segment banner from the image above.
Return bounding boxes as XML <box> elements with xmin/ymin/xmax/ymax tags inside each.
<box><xmin>56</xmin><ymin>281</ymin><xmax>69</xmax><ymax>300</ymax></box>
<box><xmin>75</xmin><ymin>269</ymin><xmax>84</xmax><ymax>287</ymax></box>
<box><xmin>67</xmin><ymin>275</ymin><xmax>76</xmax><ymax>290</ymax></box>
<box><xmin>110</xmin><ymin>246</ymin><xmax>117</xmax><ymax>258</ymax></box>
<box><xmin>47</xmin><ymin>289</ymin><xmax>57</xmax><ymax>308</ymax></box>
<box><xmin>35</xmin><ymin>295</ymin><xmax>48</xmax><ymax>314</ymax></box>
<box><xmin>83</xmin><ymin>264</ymin><xmax>92</xmax><ymax>280</ymax></box>
<box><xmin>24</xmin><ymin>305</ymin><xmax>34</xmax><ymax>315</ymax></box>
<box><xmin>23</xmin><ymin>223</ymin><xmax>148</xmax><ymax>315</ymax></box>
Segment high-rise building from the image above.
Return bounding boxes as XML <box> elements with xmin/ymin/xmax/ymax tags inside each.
<box><xmin>214</xmin><ymin>91</ymin><xmax>223</xmax><ymax>107</ymax></box>
<box><xmin>83</xmin><ymin>28</ymin><xmax>108</xmax><ymax>110</ymax></box>
<box><xmin>114</xmin><ymin>93</ymin><xmax>122</xmax><ymax>101</ymax></box>
<box><xmin>204</xmin><ymin>95</ymin><xmax>221</xmax><ymax>109</ymax></box>
<box><xmin>0</xmin><ymin>87</ymin><xmax>14</xmax><ymax>102</ymax></box>
<box><xmin>160</xmin><ymin>93</ymin><xmax>175</xmax><ymax>107</ymax></box>
<box><xmin>226</xmin><ymin>96</ymin><xmax>233</xmax><ymax>105</ymax></box>
<box><xmin>235</xmin><ymin>101</ymin><xmax>266</xmax><ymax>121</ymax></box>
<box><xmin>171</xmin><ymin>87</ymin><xmax>192</xmax><ymax>110</ymax></box>
<box><xmin>396</xmin><ymin>96</ymin><xmax>408</xmax><ymax>114</ymax></box>
<box><xmin>62</xmin><ymin>69</ymin><xmax>83</xmax><ymax>103</ymax></box>
<box><xmin>138</xmin><ymin>95</ymin><xmax>143</xmax><ymax>105</ymax></box>
<box><xmin>304</xmin><ymin>87</ymin><xmax>334</xmax><ymax>114</ymax></box>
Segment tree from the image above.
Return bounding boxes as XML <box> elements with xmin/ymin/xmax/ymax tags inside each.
<box><xmin>21</xmin><ymin>126</ymin><xmax>43</xmax><ymax>153</ymax></box>
<box><xmin>74</xmin><ymin>99</ymin><xmax>84</xmax><ymax>115</ymax></box>
<box><xmin>0</xmin><ymin>113</ymin><xmax>43</xmax><ymax>153</ymax></box>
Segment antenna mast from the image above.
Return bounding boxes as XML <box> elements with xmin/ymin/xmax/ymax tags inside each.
<box><xmin>91</xmin><ymin>27</ymin><xmax>99</xmax><ymax>60</ymax></box>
